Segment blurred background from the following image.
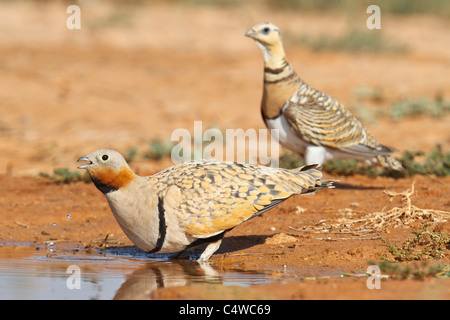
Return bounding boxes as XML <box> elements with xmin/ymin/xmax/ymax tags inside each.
<box><xmin>0</xmin><ymin>0</ymin><xmax>449</xmax><ymax>176</ymax></box>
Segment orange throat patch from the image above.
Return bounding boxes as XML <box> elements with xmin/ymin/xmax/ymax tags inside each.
<box><xmin>89</xmin><ymin>166</ymin><xmax>135</xmax><ymax>193</ymax></box>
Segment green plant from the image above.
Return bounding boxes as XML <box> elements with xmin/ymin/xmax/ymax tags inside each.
<box><xmin>279</xmin><ymin>151</ymin><xmax>305</xmax><ymax>169</ymax></box>
<box><xmin>280</xmin><ymin>145</ymin><xmax>450</xmax><ymax>177</ymax></box>
<box><xmin>124</xmin><ymin>147</ymin><xmax>138</xmax><ymax>162</ymax></box>
<box><xmin>87</xmin><ymin>9</ymin><xmax>135</xmax><ymax>30</ymax></box>
<box><xmin>397</xmin><ymin>145</ymin><xmax>450</xmax><ymax>177</ymax></box>
<box><xmin>367</xmin><ymin>260</ymin><xmax>450</xmax><ymax>280</ymax></box>
<box><xmin>382</xmin><ymin>223</ymin><xmax>450</xmax><ymax>261</ymax></box>
<box><xmin>310</xmin><ymin>145</ymin><xmax>449</xmax><ymax>177</ymax></box>
<box><xmin>144</xmin><ymin>139</ymin><xmax>176</xmax><ymax>160</ymax></box>
<box><xmin>292</xmin><ymin>29</ymin><xmax>407</xmax><ymax>53</ymax></box>
<box><xmin>323</xmin><ymin>159</ymin><xmax>378</xmax><ymax>176</ymax></box>
<box><xmin>352</xmin><ymin>87</ymin><xmax>384</xmax><ymax>102</ymax></box>
<box><xmin>264</xmin><ymin>0</ymin><xmax>450</xmax><ymax>17</ymax></box>
<box><xmin>348</xmin><ymin>93</ymin><xmax>450</xmax><ymax>122</ymax></box>
<box><xmin>40</xmin><ymin>168</ymin><xmax>91</xmax><ymax>184</ymax></box>
<box><xmin>390</xmin><ymin>95</ymin><xmax>450</xmax><ymax>121</ymax></box>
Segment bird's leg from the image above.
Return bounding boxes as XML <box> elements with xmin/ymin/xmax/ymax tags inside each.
<box><xmin>197</xmin><ymin>262</ymin><xmax>219</xmax><ymax>278</ymax></box>
<box><xmin>170</xmin><ymin>232</ymin><xmax>226</xmax><ymax>261</ymax></box>
<box><xmin>305</xmin><ymin>145</ymin><xmax>326</xmax><ymax>166</ymax></box>
<box><xmin>197</xmin><ymin>239</ymin><xmax>222</xmax><ymax>263</ymax></box>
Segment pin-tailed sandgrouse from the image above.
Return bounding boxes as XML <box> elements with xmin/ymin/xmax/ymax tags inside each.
<box><xmin>246</xmin><ymin>22</ymin><xmax>402</xmax><ymax>170</ymax></box>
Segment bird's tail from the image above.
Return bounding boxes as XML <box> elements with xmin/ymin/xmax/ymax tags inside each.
<box><xmin>290</xmin><ymin>164</ymin><xmax>335</xmax><ymax>194</ymax></box>
<box><xmin>376</xmin><ymin>155</ymin><xmax>403</xmax><ymax>171</ymax></box>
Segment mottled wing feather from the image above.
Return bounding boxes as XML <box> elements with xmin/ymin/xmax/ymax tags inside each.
<box><xmin>283</xmin><ymin>84</ymin><xmax>392</xmax><ymax>156</ymax></box>
<box><xmin>151</xmin><ymin>161</ymin><xmax>327</xmax><ymax>238</ymax></box>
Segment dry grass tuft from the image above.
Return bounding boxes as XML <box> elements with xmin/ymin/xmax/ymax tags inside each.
<box><xmin>291</xmin><ymin>183</ymin><xmax>450</xmax><ymax>238</ymax></box>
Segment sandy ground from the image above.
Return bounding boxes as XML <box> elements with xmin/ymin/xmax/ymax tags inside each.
<box><xmin>0</xmin><ymin>2</ymin><xmax>449</xmax><ymax>299</ymax></box>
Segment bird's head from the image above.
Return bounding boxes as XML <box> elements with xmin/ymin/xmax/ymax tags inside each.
<box><xmin>245</xmin><ymin>22</ymin><xmax>285</xmax><ymax>62</ymax></box>
<box><xmin>245</xmin><ymin>22</ymin><xmax>281</xmax><ymax>45</ymax></box>
<box><xmin>77</xmin><ymin>149</ymin><xmax>135</xmax><ymax>194</ymax></box>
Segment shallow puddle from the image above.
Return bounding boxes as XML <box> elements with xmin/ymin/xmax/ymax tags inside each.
<box><xmin>0</xmin><ymin>243</ymin><xmax>300</xmax><ymax>300</ymax></box>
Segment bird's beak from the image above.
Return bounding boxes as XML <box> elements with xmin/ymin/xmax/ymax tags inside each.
<box><xmin>77</xmin><ymin>156</ymin><xmax>92</xmax><ymax>169</ymax></box>
<box><xmin>245</xmin><ymin>29</ymin><xmax>257</xmax><ymax>38</ymax></box>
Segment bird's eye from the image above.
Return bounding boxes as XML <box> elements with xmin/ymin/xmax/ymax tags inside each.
<box><xmin>102</xmin><ymin>155</ymin><xmax>109</xmax><ymax>161</ymax></box>
<box><xmin>262</xmin><ymin>27</ymin><xmax>270</xmax><ymax>34</ymax></box>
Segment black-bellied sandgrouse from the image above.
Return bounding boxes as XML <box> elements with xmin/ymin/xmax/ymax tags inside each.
<box><xmin>78</xmin><ymin>149</ymin><xmax>334</xmax><ymax>261</ymax></box>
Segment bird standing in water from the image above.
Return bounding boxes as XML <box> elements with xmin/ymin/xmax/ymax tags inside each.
<box><xmin>78</xmin><ymin>149</ymin><xmax>334</xmax><ymax>262</ymax></box>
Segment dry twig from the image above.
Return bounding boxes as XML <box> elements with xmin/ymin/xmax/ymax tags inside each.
<box><xmin>291</xmin><ymin>183</ymin><xmax>450</xmax><ymax>237</ymax></box>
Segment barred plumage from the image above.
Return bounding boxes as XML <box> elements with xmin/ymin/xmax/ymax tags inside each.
<box><xmin>246</xmin><ymin>22</ymin><xmax>402</xmax><ymax>170</ymax></box>
<box><xmin>78</xmin><ymin>149</ymin><xmax>334</xmax><ymax>262</ymax></box>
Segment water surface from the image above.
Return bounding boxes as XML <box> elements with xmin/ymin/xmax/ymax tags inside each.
<box><xmin>0</xmin><ymin>243</ymin><xmax>293</xmax><ymax>300</ymax></box>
